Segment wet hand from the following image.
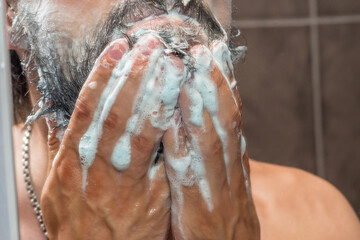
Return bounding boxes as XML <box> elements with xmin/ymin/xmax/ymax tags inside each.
<box><xmin>163</xmin><ymin>42</ymin><xmax>260</xmax><ymax>240</ymax></box>
<box><xmin>41</xmin><ymin>35</ymin><xmax>179</xmax><ymax>240</ymax></box>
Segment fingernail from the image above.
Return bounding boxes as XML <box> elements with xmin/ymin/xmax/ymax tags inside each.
<box><xmin>138</xmin><ymin>34</ymin><xmax>161</xmax><ymax>56</ymax></box>
<box><xmin>109</xmin><ymin>41</ymin><xmax>127</xmax><ymax>61</ymax></box>
<box><xmin>148</xmin><ymin>39</ymin><xmax>158</xmax><ymax>49</ymax></box>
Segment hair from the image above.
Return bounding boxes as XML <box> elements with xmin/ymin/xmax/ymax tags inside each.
<box><xmin>11</xmin><ymin>50</ymin><xmax>31</xmax><ymax>124</ymax></box>
<box><xmin>10</xmin><ymin>0</ymin><xmax>244</xmax><ymax>124</ymax></box>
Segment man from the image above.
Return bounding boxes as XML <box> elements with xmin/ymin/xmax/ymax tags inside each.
<box><xmin>6</xmin><ymin>0</ymin><xmax>360</xmax><ymax>239</ymax></box>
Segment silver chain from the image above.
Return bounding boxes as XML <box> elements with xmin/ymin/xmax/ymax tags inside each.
<box><xmin>22</xmin><ymin>124</ymin><xmax>49</xmax><ymax>239</ymax></box>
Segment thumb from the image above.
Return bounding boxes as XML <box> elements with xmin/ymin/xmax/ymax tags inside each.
<box><xmin>162</xmin><ymin>109</ymin><xmax>191</xmax><ymax>181</ymax></box>
<box><xmin>163</xmin><ymin>109</ymin><xmax>187</xmax><ymax>160</ymax></box>
<box><xmin>46</xmin><ymin>118</ymin><xmax>63</xmax><ymax>176</ymax></box>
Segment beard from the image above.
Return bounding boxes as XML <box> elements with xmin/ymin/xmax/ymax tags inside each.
<box><xmin>10</xmin><ymin>0</ymin><xmax>243</xmax><ymax>127</ymax></box>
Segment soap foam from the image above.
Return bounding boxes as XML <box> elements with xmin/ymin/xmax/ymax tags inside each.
<box><xmin>191</xmin><ymin>46</ymin><xmax>232</xmax><ymax>191</ymax></box>
<box><xmin>211</xmin><ymin>40</ymin><xmax>240</xmax><ymax>109</ymax></box>
<box><xmin>79</xmin><ymin>34</ymin><xmax>162</xmax><ymax>191</ymax></box>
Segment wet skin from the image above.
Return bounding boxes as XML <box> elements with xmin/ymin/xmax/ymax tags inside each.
<box><xmin>40</xmin><ymin>32</ymin><xmax>259</xmax><ymax>240</ymax></box>
<box><xmin>8</xmin><ymin>11</ymin><xmax>260</xmax><ymax>238</ymax></box>
<box><xmin>7</xmin><ymin>1</ymin><xmax>360</xmax><ymax>240</ymax></box>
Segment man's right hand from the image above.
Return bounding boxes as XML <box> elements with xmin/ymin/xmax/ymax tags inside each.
<box><xmin>41</xmin><ymin>35</ymin><xmax>174</xmax><ymax>240</ymax></box>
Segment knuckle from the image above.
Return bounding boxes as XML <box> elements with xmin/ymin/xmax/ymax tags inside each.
<box><xmin>74</xmin><ymin>97</ymin><xmax>92</xmax><ymax>122</ymax></box>
<box><xmin>103</xmin><ymin>112</ymin><xmax>120</xmax><ymax>131</ymax></box>
<box><xmin>57</xmin><ymin>161</ymin><xmax>72</xmax><ymax>185</ymax></box>
<box><xmin>132</xmin><ymin>134</ymin><xmax>154</xmax><ymax>153</ymax></box>
<box><xmin>55</xmin><ymin>152</ymin><xmax>81</xmax><ymax>187</ymax></box>
<box><xmin>93</xmin><ymin>66</ymin><xmax>112</xmax><ymax>81</ymax></box>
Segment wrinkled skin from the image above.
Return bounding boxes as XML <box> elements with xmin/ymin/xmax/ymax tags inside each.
<box><xmin>40</xmin><ymin>18</ymin><xmax>260</xmax><ymax>240</ymax></box>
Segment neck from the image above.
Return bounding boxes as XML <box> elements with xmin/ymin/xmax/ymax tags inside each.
<box><xmin>26</xmin><ymin>117</ymin><xmax>49</xmax><ymax>199</ymax></box>
<box><xmin>17</xmin><ymin>50</ymin><xmax>50</xmax><ymax>195</ymax></box>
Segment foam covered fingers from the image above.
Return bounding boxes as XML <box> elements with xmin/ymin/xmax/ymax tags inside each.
<box><xmin>180</xmin><ymin>45</ymin><xmax>229</xmax><ymax>183</ymax></box>
<box><xmin>163</xmin><ymin>109</ymin><xmax>192</xmax><ymax>187</ymax></box>
<box><xmin>60</xmin><ymin>38</ymin><xmax>129</xmax><ymax>151</ymax></box>
<box><xmin>165</xmin><ymin>45</ymin><xmax>256</xmax><ymax>240</ymax></box>
<box><xmin>209</xmin><ymin>41</ymin><xmax>246</xmax><ymax>189</ymax></box>
<box><xmin>94</xmin><ymin>34</ymin><xmax>165</xmax><ymax>166</ymax></box>
<box><xmin>93</xmin><ymin>37</ymin><xmax>185</xmax><ymax>185</ymax></box>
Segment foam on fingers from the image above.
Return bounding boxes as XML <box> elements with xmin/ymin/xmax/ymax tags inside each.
<box><xmin>78</xmin><ymin>34</ymin><xmax>164</xmax><ymax>192</ymax></box>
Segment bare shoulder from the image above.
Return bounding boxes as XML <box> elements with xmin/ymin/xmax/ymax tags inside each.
<box><xmin>249</xmin><ymin>160</ymin><xmax>360</xmax><ymax>240</ymax></box>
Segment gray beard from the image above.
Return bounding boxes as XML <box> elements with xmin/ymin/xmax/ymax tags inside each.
<box><xmin>10</xmin><ymin>0</ymin><xmax>242</xmax><ymax>128</ymax></box>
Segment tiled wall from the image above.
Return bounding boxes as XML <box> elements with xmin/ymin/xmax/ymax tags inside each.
<box><xmin>232</xmin><ymin>0</ymin><xmax>360</xmax><ymax>214</ymax></box>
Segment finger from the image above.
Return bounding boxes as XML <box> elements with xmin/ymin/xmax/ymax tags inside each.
<box><xmin>163</xmin><ymin>110</ymin><xmax>194</xmax><ymax>238</ymax></box>
<box><xmin>210</xmin><ymin>40</ymin><xmax>243</xmax><ymax>131</ymax></box>
<box><xmin>93</xmin><ymin>34</ymin><xmax>165</xmax><ymax>173</ymax></box>
<box><xmin>46</xmin><ymin>118</ymin><xmax>65</xmax><ymax>175</ymax></box>
<box><xmin>210</xmin><ymin>40</ymin><xmax>237</xmax><ymax>90</ymax></box>
<box><xmin>75</xmin><ymin>34</ymin><xmax>166</xmax><ymax>193</ymax></box>
<box><xmin>179</xmin><ymin>82</ymin><xmax>227</xmax><ymax>197</ymax></box>
<box><xmin>209</xmin><ymin>42</ymin><xmax>246</xmax><ymax>190</ymax></box>
<box><xmin>146</xmin><ymin>156</ymin><xmax>172</xmax><ymax>234</ymax></box>
<box><xmin>179</xmin><ymin>45</ymin><xmax>238</xmax><ymax>201</ymax></box>
<box><xmin>163</xmin><ymin>109</ymin><xmax>192</xmax><ymax>184</ymax></box>
<box><xmin>95</xmin><ymin>44</ymin><xmax>185</xmax><ymax>184</ymax></box>
<box><xmin>148</xmin><ymin>156</ymin><xmax>171</xmax><ymax>206</ymax></box>
<box><xmin>60</xmin><ymin>38</ymin><xmax>129</xmax><ymax>155</ymax></box>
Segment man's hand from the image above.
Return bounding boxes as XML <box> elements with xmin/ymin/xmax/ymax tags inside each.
<box><xmin>41</xmin><ymin>16</ymin><xmax>260</xmax><ymax>239</ymax></box>
<box><xmin>41</xmin><ymin>35</ymin><xmax>175</xmax><ymax>239</ymax></box>
<box><xmin>163</xmin><ymin>43</ymin><xmax>260</xmax><ymax>240</ymax></box>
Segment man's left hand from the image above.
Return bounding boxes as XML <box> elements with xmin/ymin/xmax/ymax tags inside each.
<box><xmin>163</xmin><ymin>42</ymin><xmax>260</xmax><ymax>240</ymax></box>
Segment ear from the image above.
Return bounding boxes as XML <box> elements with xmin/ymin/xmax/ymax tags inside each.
<box><xmin>5</xmin><ymin>2</ymin><xmax>16</xmax><ymax>50</ymax></box>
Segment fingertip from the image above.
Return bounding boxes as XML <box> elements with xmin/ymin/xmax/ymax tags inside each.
<box><xmin>108</xmin><ymin>38</ymin><xmax>129</xmax><ymax>61</ymax></box>
<box><xmin>209</xmin><ymin>39</ymin><xmax>226</xmax><ymax>52</ymax></box>
<box><xmin>167</xmin><ymin>55</ymin><xmax>185</xmax><ymax>75</ymax></box>
<box><xmin>189</xmin><ymin>44</ymin><xmax>212</xmax><ymax>57</ymax></box>
<box><xmin>135</xmin><ymin>33</ymin><xmax>164</xmax><ymax>56</ymax></box>
<box><xmin>96</xmin><ymin>38</ymin><xmax>130</xmax><ymax>68</ymax></box>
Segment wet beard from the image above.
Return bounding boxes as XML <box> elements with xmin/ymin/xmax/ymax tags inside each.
<box><xmin>11</xmin><ymin>0</ymin><xmax>234</xmax><ymax>127</ymax></box>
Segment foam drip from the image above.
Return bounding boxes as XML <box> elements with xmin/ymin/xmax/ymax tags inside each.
<box><xmin>78</xmin><ymin>35</ymin><xmax>162</xmax><ymax>191</ymax></box>
<box><xmin>190</xmin><ymin>46</ymin><xmax>232</xmax><ymax>191</ymax></box>
<box><xmin>211</xmin><ymin>40</ymin><xmax>239</xmax><ymax>109</ymax></box>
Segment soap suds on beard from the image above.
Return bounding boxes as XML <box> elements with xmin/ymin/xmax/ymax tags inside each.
<box><xmin>10</xmin><ymin>0</ymin><xmax>244</xmax><ymax>129</ymax></box>
<box><xmin>11</xmin><ymin>0</ymin><xmax>250</xmax><ymax>212</ymax></box>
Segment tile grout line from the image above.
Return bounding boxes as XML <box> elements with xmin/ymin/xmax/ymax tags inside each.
<box><xmin>233</xmin><ymin>14</ymin><xmax>360</xmax><ymax>28</ymax></box>
<box><xmin>309</xmin><ymin>0</ymin><xmax>326</xmax><ymax>178</ymax></box>
<box><xmin>232</xmin><ymin>1</ymin><xmax>328</xmax><ymax>177</ymax></box>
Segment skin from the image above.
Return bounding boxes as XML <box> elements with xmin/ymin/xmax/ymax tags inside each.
<box><xmin>7</xmin><ymin>0</ymin><xmax>360</xmax><ymax>239</ymax></box>
<box><xmin>42</xmin><ymin>36</ymin><xmax>172</xmax><ymax>239</ymax></box>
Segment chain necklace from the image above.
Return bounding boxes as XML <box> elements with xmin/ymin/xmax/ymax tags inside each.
<box><xmin>22</xmin><ymin>124</ymin><xmax>49</xmax><ymax>239</ymax></box>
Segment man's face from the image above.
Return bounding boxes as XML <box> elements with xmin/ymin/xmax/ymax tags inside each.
<box><xmin>16</xmin><ymin>0</ymin><xmax>118</xmax><ymax>37</ymax></box>
<box><xmin>16</xmin><ymin>0</ymin><xmax>227</xmax><ymax>36</ymax></box>
<box><xmin>10</xmin><ymin>0</ymin><xmax>230</xmax><ymax>126</ymax></box>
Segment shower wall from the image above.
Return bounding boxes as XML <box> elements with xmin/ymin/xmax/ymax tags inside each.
<box><xmin>232</xmin><ymin>0</ymin><xmax>360</xmax><ymax>215</ymax></box>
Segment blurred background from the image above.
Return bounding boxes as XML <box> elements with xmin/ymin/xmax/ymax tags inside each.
<box><xmin>231</xmin><ymin>0</ymin><xmax>360</xmax><ymax>215</ymax></box>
